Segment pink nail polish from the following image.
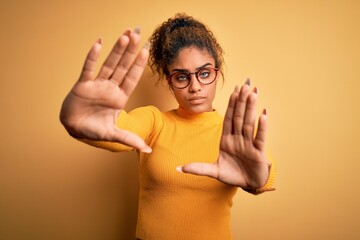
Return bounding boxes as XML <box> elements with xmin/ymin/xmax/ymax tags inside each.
<box><xmin>253</xmin><ymin>87</ymin><xmax>258</xmax><ymax>94</ymax></box>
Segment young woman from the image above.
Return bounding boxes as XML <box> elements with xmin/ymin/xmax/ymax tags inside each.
<box><xmin>60</xmin><ymin>13</ymin><xmax>275</xmax><ymax>240</ymax></box>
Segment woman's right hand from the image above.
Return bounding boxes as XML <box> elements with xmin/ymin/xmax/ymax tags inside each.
<box><xmin>60</xmin><ymin>28</ymin><xmax>152</xmax><ymax>153</ymax></box>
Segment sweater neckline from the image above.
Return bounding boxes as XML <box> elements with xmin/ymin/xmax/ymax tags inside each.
<box><xmin>174</xmin><ymin>106</ymin><xmax>222</xmax><ymax>124</ymax></box>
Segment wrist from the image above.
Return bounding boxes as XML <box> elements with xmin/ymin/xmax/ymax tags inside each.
<box><xmin>242</xmin><ymin>161</ymin><xmax>275</xmax><ymax>195</ymax></box>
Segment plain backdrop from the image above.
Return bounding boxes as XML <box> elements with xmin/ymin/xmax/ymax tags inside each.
<box><xmin>1</xmin><ymin>0</ymin><xmax>360</xmax><ymax>239</ymax></box>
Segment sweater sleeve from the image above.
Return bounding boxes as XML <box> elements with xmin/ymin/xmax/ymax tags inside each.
<box><xmin>78</xmin><ymin>106</ymin><xmax>163</xmax><ymax>152</ymax></box>
<box><xmin>242</xmin><ymin>154</ymin><xmax>276</xmax><ymax>195</ymax></box>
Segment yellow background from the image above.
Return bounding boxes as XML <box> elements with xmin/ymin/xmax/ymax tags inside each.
<box><xmin>1</xmin><ymin>0</ymin><xmax>360</xmax><ymax>239</ymax></box>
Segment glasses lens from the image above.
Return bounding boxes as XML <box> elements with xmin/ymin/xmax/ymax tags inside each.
<box><xmin>197</xmin><ymin>68</ymin><xmax>217</xmax><ymax>84</ymax></box>
<box><xmin>170</xmin><ymin>68</ymin><xmax>218</xmax><ymax>89</ymax></box>
<box><xmin>171</xmin><ymin>72</ymin><xmax>190</xmax><ymax>88</ymax></box>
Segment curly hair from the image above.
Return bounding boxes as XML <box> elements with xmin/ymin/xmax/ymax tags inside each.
<box><xmin>148</xmin><ymin>13</ymin><xmax>224</xmax><ymax>84</ymax></box>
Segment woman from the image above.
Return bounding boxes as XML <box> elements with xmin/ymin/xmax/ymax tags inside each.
<box><xmin>60</xmin><ymin>13</ymin><xmax>275</xmax><ymax>240</ymax></box>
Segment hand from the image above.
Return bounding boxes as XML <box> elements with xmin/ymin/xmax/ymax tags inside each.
<box><xmin>179</xmin><ymin>80</ymin><xmax>271</xmax><ymax>189</ymax></box>
<box><xmin>60</xmin><ymin>28</ymin><xmax>152</xmax><ymax>153</ymax></box>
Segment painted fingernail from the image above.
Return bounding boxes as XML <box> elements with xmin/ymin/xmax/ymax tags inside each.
<box><xmin>143</xmin><ymin>42</ymin><xmax>150</xmax><ymax>50</ymax></box>
<box><xmin>262</xmin><ymin>108</ymin><xmax>267</xmax><ymax>115</ymax></box>
<box><xmin>176</xmin><ymin>166</ymin><xmax>183</xmax><ymax>173</ymax></box>
<box><xmin>253</xmin><ymin>87</ymin><xmax>258</xmax><ymax>94</ymax></box>
<box><xmin>245</xmin><ymin>78</ymin><xmax>251</xmax><ymax>86</ymax></box>
<box><xmin>97</xmin><ymin>37</ymin><xmax>102</xmax><ymax>45</ymax></box>
<box><xmin>123</xmin><ymin>29</ymin><xmax>131</xmax><ymax>36</ymax></box>
<box><xmin>134</xmin><ymin>27</ymin><xmax>141</xmax><ymax>34</ymax></box>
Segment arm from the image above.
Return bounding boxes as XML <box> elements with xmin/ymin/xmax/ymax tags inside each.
<box><xmin>60</xmin><ymin>28</ymin><xmax>152</xmax><ymax>153</ymax></box>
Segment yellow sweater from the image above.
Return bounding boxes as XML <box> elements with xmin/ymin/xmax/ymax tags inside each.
<box><xmin>81</xmin><ymin>106</ymin><xmax>275</xmax><ymax>240</ymax></box>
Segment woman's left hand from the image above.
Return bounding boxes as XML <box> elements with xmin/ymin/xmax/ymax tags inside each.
<box><xmin>179</xmin><ymin>80</ymin><xmax>271</xmax><ymax>190</ymax></box>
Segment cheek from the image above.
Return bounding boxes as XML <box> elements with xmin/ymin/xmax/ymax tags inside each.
<box><xmin>173</xmin><ymin>89</ymin><xmax>186</xmax><ymax>103</ymax></box>
<box><xmin>208</xmin><ymin>82</ymin><xmax>218</xmax><ymax>99</ymax></box>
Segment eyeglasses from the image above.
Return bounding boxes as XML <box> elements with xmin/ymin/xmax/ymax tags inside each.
<box><xmin>168</xmin><ymin>67</ymin><xmax>219</xmax><ymax>89</ymax></box>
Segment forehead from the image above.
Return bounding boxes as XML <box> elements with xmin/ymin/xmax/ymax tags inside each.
<box><xmin>169</xmin><ymin>47</ymin><xmax>215</xmax><ymax>70</ymax></box>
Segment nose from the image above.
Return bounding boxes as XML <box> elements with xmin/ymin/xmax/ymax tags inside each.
<box><xmin>188</xmin><ymin>74</ymin><xmax>201</xmax><ymax>92</ymax></box>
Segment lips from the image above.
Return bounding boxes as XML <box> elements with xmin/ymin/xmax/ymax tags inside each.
<box><xmin>188</xmin><ymin>96</ymin><xmax>206</xmax><ymax>104</ymax></box>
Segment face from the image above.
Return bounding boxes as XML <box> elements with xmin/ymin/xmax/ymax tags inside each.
<box><xmin>168</xmin><ymin>47</ymin><xmax>218</xmax><ymax>114</ymax></box>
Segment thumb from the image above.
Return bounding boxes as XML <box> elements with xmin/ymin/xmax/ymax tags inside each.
<box><xmin>178</xmin><ymin>162</ymin><xmax>218</xmax><ymax>179</ymax></box>
<box><xmin>111</xmin><ymin>128</ymin><xmax>152</xmax><ymax>153</ymax></box>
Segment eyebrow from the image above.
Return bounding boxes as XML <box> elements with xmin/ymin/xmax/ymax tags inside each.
<box><xmin>171</xmin><ymin>63</ymin><xmax>213</xmax><ymax>73</ymax></box>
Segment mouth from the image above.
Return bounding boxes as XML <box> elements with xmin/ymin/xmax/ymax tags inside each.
<box><xmin>188</xmin><ymin>96</ymin><xmax>206</xmax><ymax>104</ymax></box>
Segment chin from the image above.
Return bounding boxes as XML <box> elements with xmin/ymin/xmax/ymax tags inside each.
<box><xmin>184</xmin><ymin>104</ymin><xmax>212</xmax><ymax>114</ymax></box>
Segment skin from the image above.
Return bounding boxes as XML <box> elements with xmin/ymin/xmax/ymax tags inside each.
<box><xmin>168</xmin><ymin>47</ymin><xmax>217</xmax><ymax>114</ymax></box>
<box><xmin>60</xmin><ymin>28</ymin><xmax>272</xmax><ymax>189</ymax></box>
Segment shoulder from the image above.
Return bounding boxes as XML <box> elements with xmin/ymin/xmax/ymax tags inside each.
<box><xmin>128</xmin><ymin>105</ymin><xmax>163</xmax><ymax>119</ymax></box>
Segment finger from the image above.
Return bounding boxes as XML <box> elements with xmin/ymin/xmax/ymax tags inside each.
<box><xmin>254</xmin><ymin>109</ymin><xmax>267</xmax><ymax>151</ymax></box>
<box><xmin>110</xmin><ymin>128</ymin><xmax>152</xmax><ymax>153</ymax></box>
<box><xmin>233</xmin><ymin>80</ymin><xmax>251</xmax><ymax>135</ymax></box>
<box><xmin>222</xmin><ymin>86</ymin><xmax>239</xmax><ymax>135</ymax></box>
<box><xmin>120</xmin><ymin>44</ymin><xmax>149</xmax><ymax>97</ymax></box>
<box><xmin>110</xmin><ymin>28</ymin><xmax>142</xmax><ymax>85</ymax></box>
<box><xmin>97</xmin><ymin>30</ymin><xmax>131</xmax><ymax>80</ymax></box>
<box><xmin>79</xmin><ymin>38</ymin><xmax>102</xmax><ymax>81</ymax></box>
<box><xmin>178</xmin><ymin>163</ymin><xmax>218</xmax><ymax>178</ymax></box>
<box><xmin>119</xmin><ymin>44</ymin><xmax>149</xmax><ymax>97</ymax></box>
<box><xmin>242</xmin><ymin>89</ymin><xmax>258</xmax><ymax>140</ymax></box>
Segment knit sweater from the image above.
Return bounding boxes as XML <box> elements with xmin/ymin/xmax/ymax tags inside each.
<box><xmin>81</xmin><ymin>106</ymin><xmax>275</xmax><ymax>240</ymax></box>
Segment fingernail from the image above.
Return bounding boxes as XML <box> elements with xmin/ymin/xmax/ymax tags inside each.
<box><xmin>143</xmin><ymin>42</ymin><xmax>150</xmax><ymax>50</ymax></box>
<box><xmin>234</xmin><ymin>85</ymin><xmax>239</xmax><ymax>92</ymax></box>
<box><xmin>262</xmin><ymin>108</ymin><xmax>267</xmax><ymax>115</ymax></box>
<box><xmin>176</xmin><ymin>166</ymin><xmax>183</xmax><ymax>173</ymax></box>
<box><xmin>134</xmin><ymin>27</ymin><xmax>141</xmax><ymax>34</ymax></box>
<box><xmin>245</xmin><ymin>78</ymin><xmax>251</xmax><ymax>86</ymax></box>
<box><xmin>97</xmin><ymin>37</ymin><xmax>102</xmax><ymax>45</ymax></box>
<box><xmin>141</xmin><ymin>146</ymin><xmax>152</xmax><ymax>153</ymax></box>
<box><xmin>253</xmin><ymin>87</ymin><xmax>258</xmax><ymax>94</ymax></box>
<box><xmin>123</xmin><ymin>29</ymin><xmax>131</xmax><ymax>36</ymax></box>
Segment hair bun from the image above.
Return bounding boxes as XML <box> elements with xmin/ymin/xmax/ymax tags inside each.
<box><xmin>170</xmin><ymin>15</ymin><xmax>194</xmax><ymax>32</ymax></box>
<box><xmin>149</xmin><ymin>13</ymin><xmax>224</xmax><ymax>82</ymax></box>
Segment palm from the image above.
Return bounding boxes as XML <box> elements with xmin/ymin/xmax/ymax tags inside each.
<box><xmin>63</xmin><ymin>79</ymin><xmax>124</xmax><ymax>138</ymax></box>
<box><xmin>60</xmin><ymin>29</ymin><xmax>151</xmax><ymax>152</ymax></box>
<box><xmin>217</xmin><ymin>115</ymin><xmax>269</xmax><ymax>188</ymax></box>
<box><xmin>181</xmin><ymin>82</ymin><xmax>271</xmax><ymax>189</ymax></box>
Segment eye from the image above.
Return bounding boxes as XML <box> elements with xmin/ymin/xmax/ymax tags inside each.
<box><xmin>198</xmin><ymin>69</ymin><xmax>211</xmax><ymax>79</ymax></box>
<box><xmin>174</xmin><ymin>73</ymin><xmax>189</xmax><ymax>81</ymax></box>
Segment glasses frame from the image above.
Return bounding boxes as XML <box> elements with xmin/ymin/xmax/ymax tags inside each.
<box><xmin>167</xmin><ymin>67</ymin><xmax>219</xmax><ymax>89</ymax></box>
